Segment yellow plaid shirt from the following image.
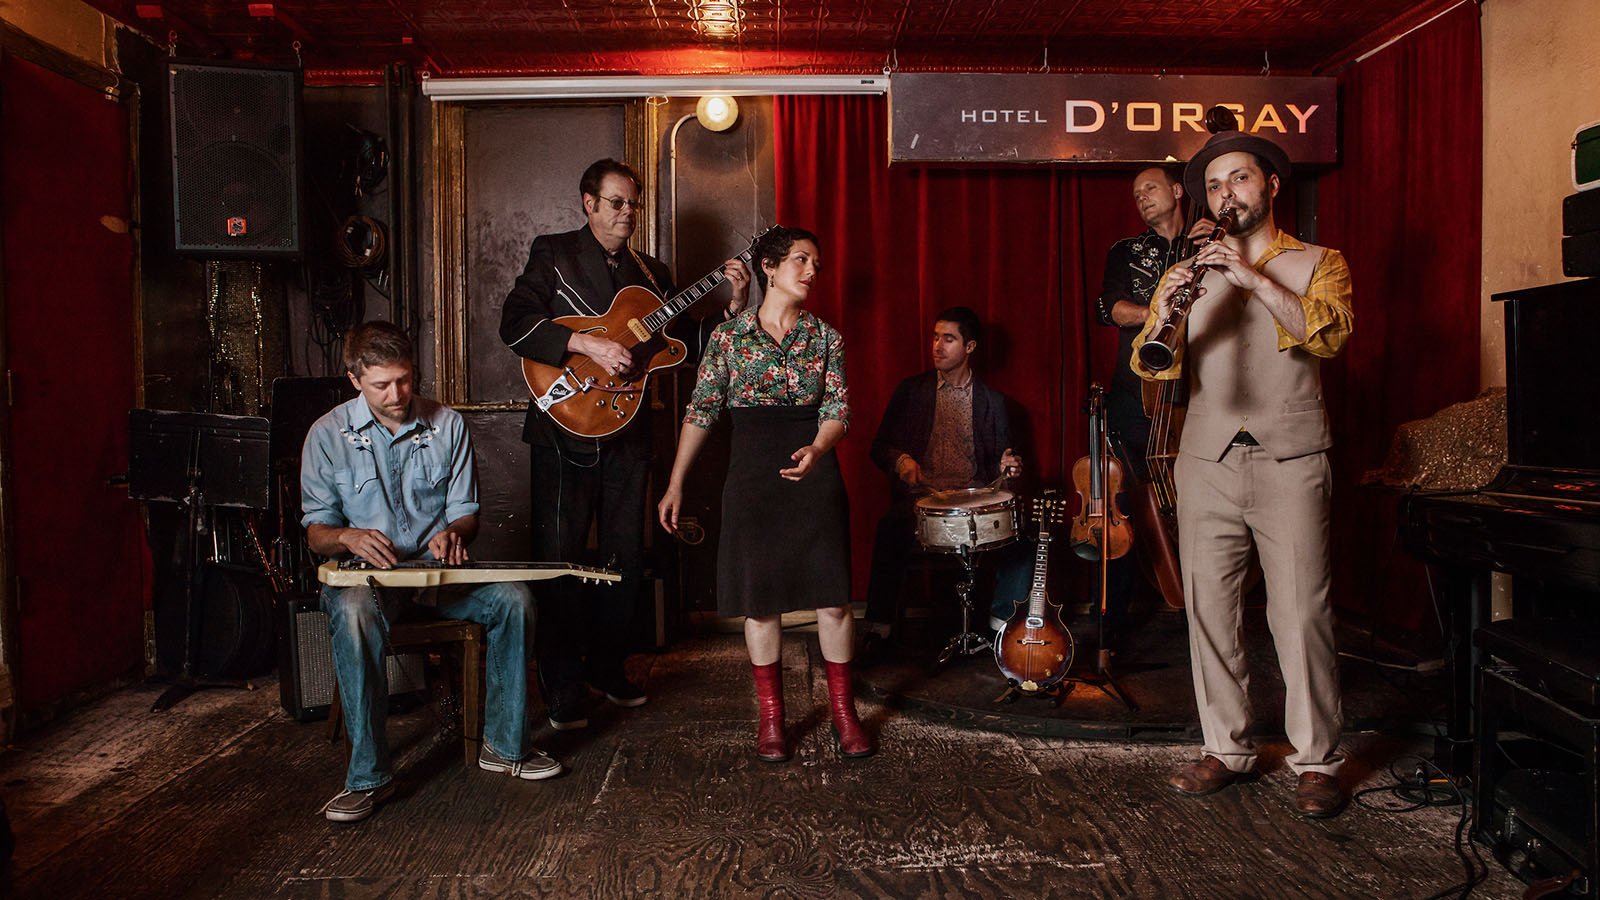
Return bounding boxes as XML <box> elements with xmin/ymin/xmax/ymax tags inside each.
<box><xmin>1130</xmin><ymin>231</ymin><xmax>1353</xmax><ymax>381</ymax></box>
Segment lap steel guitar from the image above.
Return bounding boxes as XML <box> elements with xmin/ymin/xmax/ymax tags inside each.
<box><xmin>317</xmin><ymin>559</ymin><xmax>621</xmax><ymax>588</ymax></box>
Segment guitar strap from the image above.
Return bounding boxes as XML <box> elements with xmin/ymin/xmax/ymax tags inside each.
<box><xmin>626</xmin><ymin>246</ymin><xmax>666</xmax><ymax>297</ymax></box>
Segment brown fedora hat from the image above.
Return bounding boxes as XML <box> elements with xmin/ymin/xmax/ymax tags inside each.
<box><xmin>1183</xmin><ymin>131</ymin><xmax>1293</xmax><ymax>206</ymax></box>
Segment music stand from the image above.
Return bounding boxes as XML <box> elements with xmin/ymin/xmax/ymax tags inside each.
<box><xmin>129</xmin><ymin>409</ymin><xmax>271</xmax><ymax>711</ymax></box>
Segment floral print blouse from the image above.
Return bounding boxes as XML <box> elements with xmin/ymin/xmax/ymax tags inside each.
<box><xmin>683</xmin><ymin>308</ymin><xmax>850</xmax><ymax>430</ymax></box>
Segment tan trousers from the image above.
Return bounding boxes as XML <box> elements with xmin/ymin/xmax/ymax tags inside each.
<box><xmin>1175</xmin><ymin>444</ymin><xmax>1343</xmax><ymax>776</ymax></box>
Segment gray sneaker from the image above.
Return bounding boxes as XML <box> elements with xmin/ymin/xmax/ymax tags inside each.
<box><xmin>321</xmin><ymin>782</ymin><xmax>395</xmax><ymax>823</ymax></box>
<box><xmin>478</xmin><ymin>745</ymin><xmax>563</xmax><ymax>781</ymax></box>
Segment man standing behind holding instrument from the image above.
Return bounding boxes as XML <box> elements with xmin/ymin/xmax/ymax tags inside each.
<box><xmin>862</xmin><ymin>307</ymin><xmax>1026</xmax><ymax>647</ymax></box>
<box><xmin>1093</xmin><ymin>164</ymin><xmax>1199</xmax><ymax>636</ymax></box>
<box><xmin>1131</xmin><ymin>130</ymin><xmax>1354</xmax><ymax>817</ymax></box>
<box><xmin>302</xmin><ymin>321</ymin><xmax>556</xmax><ymax>824</ymax></box>
<box><xmin>499</xmin><ymin>159</ymin><xmax>750</xmax><ymax>731</ymax></box>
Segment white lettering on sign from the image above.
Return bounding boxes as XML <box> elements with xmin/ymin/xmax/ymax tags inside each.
<box><xmin>960</xmin><ymin>109</ymin><xmax>1050</xmax><ymax>124</ymax></box>
<box><xmin>1064</xmin><ymin>100</ymin><xmax>1106</xmax><ymax>133</ymax></box>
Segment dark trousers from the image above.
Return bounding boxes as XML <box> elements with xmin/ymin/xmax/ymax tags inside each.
<box><xmin>865</xmin><ymin>504</ymin><xmax>1031</xmax><ymax>629</ymax></box>
<box><xmin>529</xmin><ymin>439</ymin><xmax>647</xmax><ymax>695</ymax></box>
<box><xmin>1097</xmin><ymin>388</ymin><xmax>1153</xmax><ymax>632</ymax></box>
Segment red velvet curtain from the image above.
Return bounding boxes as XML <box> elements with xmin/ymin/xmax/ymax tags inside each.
<box><xmin>1320</xmin><ymin>1</ymin><xmax>1483</xmax><ymax>629</ymax></box>
<box><xmin>775</xmin><ymin>95</ymin><xmax>1144</xmax><ymax>597</ymax></box>
<box><xmin>775</xmin><ymin>2</ymin><xmax>1481</xmax><ymax>620</ymax></box>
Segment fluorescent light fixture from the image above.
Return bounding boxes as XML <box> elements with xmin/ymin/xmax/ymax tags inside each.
<box><xmin>421</xmin><ymin>75</ymin><xmax>889</xmax><ymax>102</ymax></box>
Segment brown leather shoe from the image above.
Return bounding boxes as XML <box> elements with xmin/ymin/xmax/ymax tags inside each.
<box><xmin>1167</xmin><ymin>755</ymin><xmax>1257</xmax><ymax>797</ymax></box>
<box><xmin>1295</xmin><ymin>772</ymin><xmax>1348</xmax><ymax>818</ymax></box>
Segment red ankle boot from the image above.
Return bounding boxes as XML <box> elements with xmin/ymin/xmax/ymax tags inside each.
<box><xmin>751</xmin><ymin>662</ymin><xmax>790</xmax><ymax>762</ymax></box>
<box><xmin>825</xmin><ymin>660</ymin><xmax>875</xmax><ymax>758</ymax></box>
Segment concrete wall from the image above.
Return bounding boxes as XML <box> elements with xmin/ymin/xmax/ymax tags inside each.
<box><xmin>1480</xmin><ymin>0</ymin><xmax>1600</xmax><ymax>387</ymax></box>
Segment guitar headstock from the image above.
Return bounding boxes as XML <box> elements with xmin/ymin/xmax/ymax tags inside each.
<box><xmin>739</xmin><ymin>225</ymin><xmax>783</xmax><ymax>260</ymax></box>
<box><xmin>1032</xmin><ymin>493</ymin><xmax>1067</xmax><ymax>536</ymax></box>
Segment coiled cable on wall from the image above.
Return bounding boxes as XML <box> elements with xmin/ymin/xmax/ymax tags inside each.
<box><xmin>333</xmin><ymin>214</ymin><xmax>387</xmax><ymax>270</ymax></box>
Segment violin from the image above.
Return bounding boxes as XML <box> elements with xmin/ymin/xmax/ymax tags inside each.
<box><xmin>1070</xmin><ymin>384</ymin><xmax>1133</xmax><ymax>561</ymax></box>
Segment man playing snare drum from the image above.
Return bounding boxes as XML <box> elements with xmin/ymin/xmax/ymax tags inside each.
<box><xmin>862</xmin><ymin>306</ymin><xmax>1028</xmax><ymax>649</ymax></box>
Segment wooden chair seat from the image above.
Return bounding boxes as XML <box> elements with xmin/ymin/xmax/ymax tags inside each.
<box><xmin>326</xmin><ymin>618</ymin><xmax>486</xmax><ymax>766</ymax></box>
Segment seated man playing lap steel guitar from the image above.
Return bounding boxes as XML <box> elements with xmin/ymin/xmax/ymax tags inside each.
<box><xmin>301</xmin><ymin>321</ymin><xmax>558</xmax><ymax>824</ymax></box>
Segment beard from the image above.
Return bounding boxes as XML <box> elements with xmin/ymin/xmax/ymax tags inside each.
<box><xmin>1224</xmin><ymin>196</ymin><xmax>1271</xmax><ymax>235</ymax></box>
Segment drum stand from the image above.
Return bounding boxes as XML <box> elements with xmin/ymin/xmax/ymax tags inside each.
<box><xmin>936</xmin><ymin>545</ymin><xmax>994</xmax><ymax>665</ymax></box>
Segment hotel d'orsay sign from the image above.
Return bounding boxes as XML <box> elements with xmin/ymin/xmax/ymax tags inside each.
<box><xmin>890</xmin><ymin>73</ymin><xmax>1338</xmax><ymax>165</ymax></box>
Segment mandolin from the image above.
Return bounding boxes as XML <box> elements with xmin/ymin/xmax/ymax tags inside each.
<box><xmin>521</xmin><ymin>227</ymin><xmax>778</xmax><ymax>440</ymax></box>
<box><xmin>994</xmin><ymin>495</ymin><xmax>1075</xmax><ymax>692</ymax></box>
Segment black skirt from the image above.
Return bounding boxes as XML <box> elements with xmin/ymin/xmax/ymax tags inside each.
<box><xmin>716</xmin><ymin>405</ymin><xmax>851</xmax><ymax>618</ymax></box>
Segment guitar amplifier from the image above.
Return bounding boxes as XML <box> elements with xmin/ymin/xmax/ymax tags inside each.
<box><xmin>276</xmin><ymin>592</ymin><xmax>425</xmax><ymax>722</ymax></box>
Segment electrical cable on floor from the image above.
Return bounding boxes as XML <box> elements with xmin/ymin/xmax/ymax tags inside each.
<box><xmin>1337</xmin><ymin>650</ymin><xmax>1446</xmax><ymax>672</ymax></box>
<box><xmin>1353</xmin><ymin>755</ymin><xmax>1488</xmax><ymax>899</ymax></box>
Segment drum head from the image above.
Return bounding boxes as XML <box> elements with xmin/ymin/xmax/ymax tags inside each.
<box><xmin>915</xmin><ymin>487</ymin><xmax>1015</xmax><ymax>512</ymax></box>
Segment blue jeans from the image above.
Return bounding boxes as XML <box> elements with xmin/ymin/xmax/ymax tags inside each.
<box><xmin>321</xmin><ymin>581</ymin><xmax>534</xmax><ymax>791</ymax></box>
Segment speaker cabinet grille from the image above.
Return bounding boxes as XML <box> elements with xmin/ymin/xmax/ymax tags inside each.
<box><xmin>168</xmin><ymin>62</ymin><xmax>302</xmax><ymax>257</ymax></box>
<box><xmin>278</xmin><ymin>596</ymin><xmax>426</xmax><ymax>722</ymax></box>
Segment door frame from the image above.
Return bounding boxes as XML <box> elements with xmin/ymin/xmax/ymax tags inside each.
<box><xmin>428</xmin><ymin>97</ymin><xmax>648</xmax><ymax>409</ymax></box>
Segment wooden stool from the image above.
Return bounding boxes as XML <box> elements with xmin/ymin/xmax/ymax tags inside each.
<box><xmin>327</xmin><ymin>618</ymin><xmax>487</xmax><ymax>767</ymax></box>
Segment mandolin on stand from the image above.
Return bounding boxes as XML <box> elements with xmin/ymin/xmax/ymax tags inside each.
<box><xmin>994</xmin><ymin>495</ymin><xmax>1074</xmax><ymax>693</ymax></box>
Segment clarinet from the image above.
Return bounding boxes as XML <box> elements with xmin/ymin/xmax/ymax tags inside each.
<box><xmin>1135</xmin><ymin>206</ymin><xmax>1238</xmax><ymax>373</ymax></box>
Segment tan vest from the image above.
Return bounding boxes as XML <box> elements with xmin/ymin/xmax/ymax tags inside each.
<box><xmin>1180</xmin><ymin>242</ymin><xmax>1329</xmax><ymax>462</ymax></box>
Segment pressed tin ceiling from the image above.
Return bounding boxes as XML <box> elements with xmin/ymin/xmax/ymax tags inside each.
<box><xmin>86</xmin><ymin>0</ymin><xmax>1464</xmax><ymax>80</ymax></box>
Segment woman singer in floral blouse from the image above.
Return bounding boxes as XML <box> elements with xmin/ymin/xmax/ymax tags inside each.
<box><xmin>658</xmin><ymin>226</ymin><xmax>873</xmax><ymax>762</ymax></box>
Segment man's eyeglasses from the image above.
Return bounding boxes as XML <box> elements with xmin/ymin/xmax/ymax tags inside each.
<box><xmin>598</xmin><ymin>195</ymin><xmax>644</xmax><ymax>212</ymax></box>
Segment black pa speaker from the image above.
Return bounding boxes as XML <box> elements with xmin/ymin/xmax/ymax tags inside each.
<box><xmin>167</xmin><ymin>61</ymin><xmax>303</xmax><ymax>258</ymax></box>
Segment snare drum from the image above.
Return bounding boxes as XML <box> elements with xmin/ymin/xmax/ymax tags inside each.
<box><xmin>914</xmin><ymin>487</ymin><xmax>1019</xmax><ymax>553</ymax></box>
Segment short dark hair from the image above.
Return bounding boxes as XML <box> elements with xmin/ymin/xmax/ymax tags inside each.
<box><xmin>1249</xmin><ymin>152</ymin><xmax>1279</xmax><ymax>184</ymax></box>
<box><xmin>752</xmin><ymin>226</ymin><xmax>821</xmax><ymax>290</ymax></box>
<box><xmin>1136</xmin><ymin>163</ymin><xmax>1183</xmax><ymax>186</ymax></box>
<box><xmin>579</xmin><ymin>158</ymin><xmax>642</xmax><ymax>198</ymax></box>
<box><xmin>936</xmin><ymin>306</ymin><xmax>982</xmax><ymax>344</ymax></box>
<box><xmin>343</xmin><ymin>320</ymin><xmax>413</xmax><ymax>376</ymax></box>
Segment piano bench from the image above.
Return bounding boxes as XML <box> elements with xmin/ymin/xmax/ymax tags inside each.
<box><xmin>326</xmin><ymin>618</ymin><xmax>487</xmax><ymax>768</ymax></box>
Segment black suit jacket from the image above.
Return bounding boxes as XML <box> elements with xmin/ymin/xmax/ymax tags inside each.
<box><xmin>501</xmin><ymin>226</ymin><xmax>702</xmax><ymax>450</ymax></box>
<box><xmin>869</xmin><ymin>370</ymin><xmax>1012</xmax><ymax>501</ymax></box>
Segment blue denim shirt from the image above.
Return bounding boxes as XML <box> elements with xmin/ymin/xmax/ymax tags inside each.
<box><xmin>300</xmin><ymin>395</ymin><xmax>479</xmax><ymax>561</ymax></box>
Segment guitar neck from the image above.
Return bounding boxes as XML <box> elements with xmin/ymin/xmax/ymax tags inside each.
<box><xmin>1026</xmin><ymin>527</ymin><xmax>1053</xmax><ymax>616</ymax></box>
<box><xmin>639</xmin><ymin>246</ymin><xmax>757</xmax><ymax>334</ymax></box>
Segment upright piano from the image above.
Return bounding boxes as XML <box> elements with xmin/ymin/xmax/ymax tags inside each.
<box><xmin>1400</xmin><ymin>277</ymin><xmax>1600</xmax><ymax>773</ymax></box>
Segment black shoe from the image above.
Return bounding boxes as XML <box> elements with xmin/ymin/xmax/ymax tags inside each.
<box><xmin>597</xmin><ymin>675</ymin><xmax>648</xmax><ymax>708</ymax></box>
<box><xmin>546</xmin><ymin>686</ymin><xmax>590</xmax><ymax>731</ymax></box>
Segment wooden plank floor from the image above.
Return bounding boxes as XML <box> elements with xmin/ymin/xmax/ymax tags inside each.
<box><xmin>0</xmin><ymin>634</ymin><xmax>1522</xmax><ymax>898</ymax></box>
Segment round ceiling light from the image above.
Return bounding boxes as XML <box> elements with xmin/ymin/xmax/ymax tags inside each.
<box><xmin>695</xmin><ymin>94</ymin><xmax>739</xmax><ymax>132</ymax></box>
